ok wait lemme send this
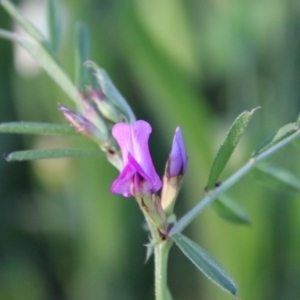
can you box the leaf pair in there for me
[0,122,101,161]
[169,111,300,298]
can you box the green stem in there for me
[170,128,300,235]
[140,208,172,300]
[154,239,172,300]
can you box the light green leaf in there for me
[0,122,76,135]
[172,233,238,297]
[1,0,44,42]
[5,148,102,162]
[75,22,92,89]
[0,1,80,103]
[252,123,299,157]
[47,0,61,53]
[0,29,81,106]
[207,108,259,190]
[212,195,250,225]
[252,163,300,192]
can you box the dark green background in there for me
[1,0,300,299]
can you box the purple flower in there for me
[111,120,162,197]
[167,127,187,177]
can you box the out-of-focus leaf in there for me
[0,122,76,135]
[293,138,300,150]
[1,0,44,42]
[47,0,61,53]
[0,29,81,106]
[0,0,81,104]
[0,0,81,105]
[252,123,299,157]
[252,163,300,192]
[5,148,102,161]
[212,195,250,225]
[75,22,92,90]
[207,108,259,190]
[172,233,238,297]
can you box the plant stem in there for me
[170,128,300,235]
[154,239,172,300]
[141,209,172,300]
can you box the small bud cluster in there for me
[59,62,188,237]
[59,62,135,170]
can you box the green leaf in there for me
[170,129,300,236]
[0,122,77,135]
[212,195,250,225]
[252,122,299,157]
[1,0,44,42]
[5,148,102,162]
[293,138,300,150]
[75,22,92,89]
[0,29,82,106]
[172,233,238,297]
[0,1,84,106]
[206,108,259,190]
[252,162,300,192]
[47,0,61,53]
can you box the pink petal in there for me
[111,120,162,196]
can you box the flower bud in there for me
[85,61,136,123]
[88,87,125,123]
[81,97,108,138]
[58,104,107,143]
[161,127,188,216]
[167,127,188,178]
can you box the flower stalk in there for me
[154,239,173,300]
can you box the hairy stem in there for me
[154,239,173,300]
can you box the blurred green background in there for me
[1,0,300,299]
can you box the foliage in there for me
[1,0,300,299]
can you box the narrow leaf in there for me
[252,163,300,192]
[75,22,92,89]
[5,148,102,161]
[0,29,82,106]
[212,195,250,225]
[207,108,259,190]
[0,122,76,135]
[1,0,44,42]
[170,129,300,236]
[172,233,238,297]
[252,123,299,157]
[47,0,61,53]
[19,37,80,106]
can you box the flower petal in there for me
[111,153,152,197]
[112,120,162,195]
[168,127,188,177]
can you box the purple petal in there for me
[168,127,188,177]
[112,120,162,195]
[111,153,152,197]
